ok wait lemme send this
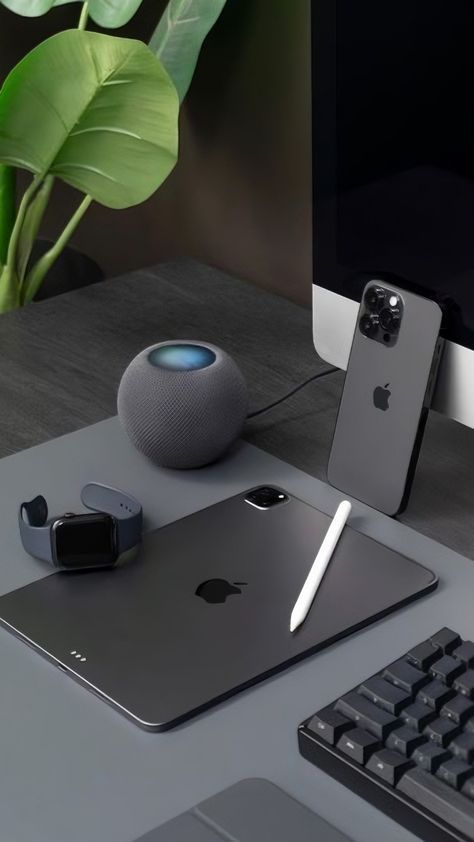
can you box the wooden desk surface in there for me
[1,259,473,558]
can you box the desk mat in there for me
[0,417,470,842]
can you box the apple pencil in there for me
[290,499,352,633]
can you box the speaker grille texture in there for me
[117,341,248,469]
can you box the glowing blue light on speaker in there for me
[148,344,216,371]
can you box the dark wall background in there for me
[0,0,312,306]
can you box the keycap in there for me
[366,749,413,786]
[307,707,352,745]
[401,701,436,731]
[424,717,461,747]
[337,728,380,764]
[463,778,474,800]
[406,640,440,671]
[398,767,474,839]
[386,726,426,757]
[453,641,474,667]
[429,655,465,686]
[450,733,474,763]
[440,695,474,725]
[335,692,398,740]
[430,628,462,654]
[358,676,410,715]
[383,659,430,695]
[454,670,474,700]
[417,679,455,711]
[437,758,474,790]
[412,742,450,773]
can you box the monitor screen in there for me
[313,0,474,350]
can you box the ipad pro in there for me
[0,487,437,730]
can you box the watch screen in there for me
[54,515,116,569]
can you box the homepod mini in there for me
[117,341,248,469]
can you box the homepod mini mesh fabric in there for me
[117,341,248,469]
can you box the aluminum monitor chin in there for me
[312,0,474,428]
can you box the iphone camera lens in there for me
[380,307,401,333]
[365,286,385,311]
[360,314,379,337]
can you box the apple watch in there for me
[19,483,143,570]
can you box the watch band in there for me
[19,483,143,566]
[19,495,52,563]
[80,483,142,555]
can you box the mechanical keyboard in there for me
[298,628,474,842]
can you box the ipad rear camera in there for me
[245,487,288,509]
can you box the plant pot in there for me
[30,239,105,302]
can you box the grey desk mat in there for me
[0,417,472,842]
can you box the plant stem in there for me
[6,175,43,275]
[78,1,89,30]
[23,194,92,304]
[0,265,21,313]
[18,175,55,285]
[0,166,16,267]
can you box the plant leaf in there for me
[0,0,144,29]
[0,165,15,266]
[0,30,179,209]
[149,0,227,102]
[1,0,51,13]
[56,0,144,28]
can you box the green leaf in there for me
[58,0,144,28]
[0,0,144,29]
[0,0,53,13]
[150,0,227,102]
[0,165,15,266]
[0,30,179,209]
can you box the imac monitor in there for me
[312,0,474,426]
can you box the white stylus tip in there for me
[290,613,301,633]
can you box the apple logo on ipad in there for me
[195,579,247,604]
[373,382,391,411]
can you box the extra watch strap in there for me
[80,483,143,554]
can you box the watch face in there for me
[52,514,117,570]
